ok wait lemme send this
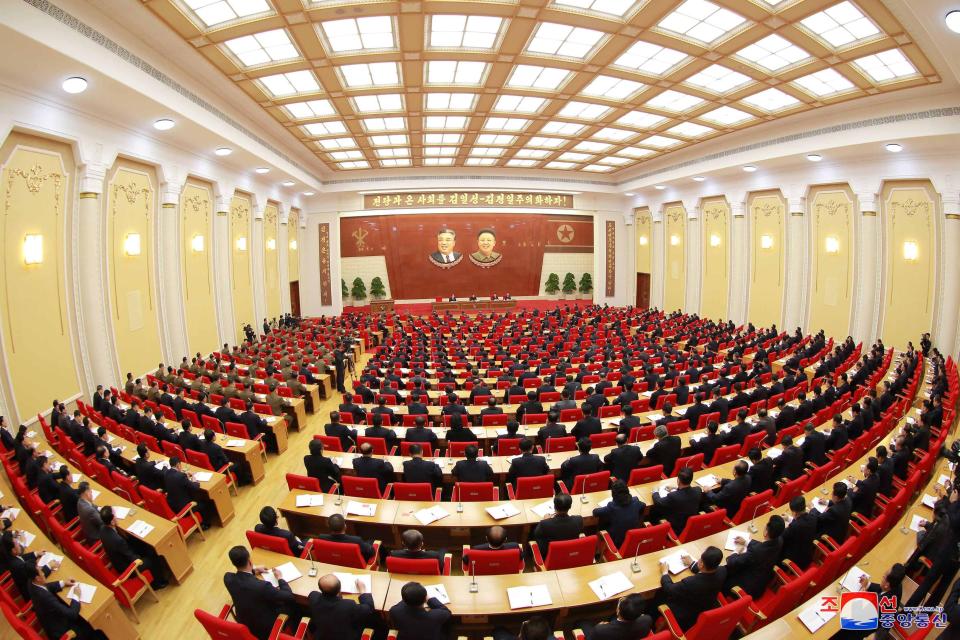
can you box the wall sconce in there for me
[669,235,680,246]
[709,234,721,247]
[266,238,277,251]
[638,236,648,246]
[903,240,919,262]
[760,234,774,250]
[23,234,43,265]
[124,233,142,256]
[191,235,205,252]
[236,236,247,251]
[289,240,298,251]
[824,236,840,254]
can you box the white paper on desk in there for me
[67,582,96,604]
[1,508,20,520]
[89,490,100,501]
[424,584,450,605]
[588,572,633,601]
[597,497,613,508]
[194,471,213,482]
[295,493,324,507]
[27,430,36,438]
[795,436,805,447]
[507,584,552,610]
[112,506,131,520]
[798,605,836,633]
[486,504,520,520]
[724,530,750,552]
[71,474,81,483]
[274,561,302,583]
[496,428,509,436]
[766,447,783,459]
[346,501,376,517]
[922,494,938,509]
[811,498,829,514]
[414,506,450,525]
[128,520,154,538]
[660,551,689,575]
[656,484,674,499]
[646,413,664,422]
[689,435,703,445]
[842,479,855,490]
[909,514,927,532]
[37,552,63,569]
[155,460,170,471]
[226,439,245,447]
[18,530,35,548]
[696,474,720,488]
[334,572,372,594]
[841,566,869,592]
[938,474,950,487]
[718,424,732,434]
[530,500,555,518]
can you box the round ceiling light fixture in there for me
[303,191,315,196]
[806,153,822,162]
[693,176,706,182]
[214,147,233,156]
[282,180,295,187]
[946,10,960,34]
[654,184,666,190]
[255,167,270,174]
[153,118,175,131]
[62,77,88,94]
[742,164,758,172]
[885,143,903,153]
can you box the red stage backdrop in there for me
[340,213,593,299]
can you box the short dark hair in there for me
[408,443,423,456]
[553,492,573,513]
[328,513,346,533]
[519,438,534,452]
[477,228,496,239]
[228,545,250,568]
[790,496,806,512]
[767,514,785,538]
[401,581,427,606]
[618,593,645,621]
[577,437,591,454]
[465,444,478,459]
[701,546,723,569]
[520,616,552,640]
[259,506,278,527]
[677,467,694,485]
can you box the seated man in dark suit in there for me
[164,456,213,528]
[537,412,567,443]
[444,413,476,443]
[402,444,443,491]
[463,525,521,568]
[780,496,818,569]
[651,466,702,535]
[495,421,522,453]
[405,415,440,450]
[616,405,641,438]
[656,546,727,631]
[406,393,429,416]
[772,435,804,481]
[722,408,752,447]
[371,397,398,426]
[352,442,394,493]
[532,493,584,558]
[690,420,723,465]
[825,414,850,452]
[25,565,100,640]
[723,515,785,598]
[705,460,751,518]
[324,411,358,452]
[506,438,550,485]
[644,425,681,476]
[560,438,603,489]
[99,506,168,590]
[307,573,378,640]
[452,445,493,483]
[576,594,652,640]
[746,446,775,493]
[133,443,165,490]
[389,529,445,574]
[317,513,375,561]
[815,481,852,543]
[603,434,643,483]
[223,545,298,640]
[176,419,203,452]
[338,396,367,424]
[303,438,341,492]
[848,457,880,517]
[571,406,602,441]
[364,413,399,451]
[516,391,543,422]
[801,422,828,466]
[255,506,304,556]
[389,581,451,640]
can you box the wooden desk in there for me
[370,300,395,314]
[431,301,518,313]
[0,473,140,639]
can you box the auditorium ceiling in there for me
[143,0,939,175]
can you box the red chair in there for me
[598,405,621,418]
[560,471,611,495]
[601,521,677,562]
[246,530,309,558]
[672,453,703,475]
[452,482,499,502]
[194,605,307,640]
[139,485,205,542]
[558,408,583,422]
[710,444,741,466]
[181,409,202,429]
[739,430,767,456]
[461,547,525,575]
[285,473,322,492]
[494,438,521,455]
[523,413,548,425]
[341,475,392,499]
[696,411,721,430]
[385,554,452,575]
[589,431,618,448]
[740,567,817,631]
[308,538,380,570]
[400,441,433,457]
[73,544,157,623]
[392,482,441,502]
[531,534,597,570]
[185,449,238,496]
[506,474,555,500]
[202,414,223,434]
[627,465,665,485]
[313,434,348,452]
[677,509,731,543]
[447,441,478,457]
[732,489,774,525]
[481,414,509,426]
[544,436,577,453]
[659,592,754,640]
[161,440,186,460]
[112,470,144,506]
[357,436,394,456]
[773,474,806,508]
[629,425,655,442]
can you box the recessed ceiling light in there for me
[806,153,823,162]
[214,147,232,156]
[62,77,88,94]
[947,11,960,34]
[282,180,296,186]
[655,184,666,190]
[742,164,758,172]
[303,191,315,196]
[255,167,270,174]
[693,176,706,182]
[885,143,903,153]
[625,192,635,196]
[153,118,175,131]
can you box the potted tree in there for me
[578,273,593,299]
[370,277,387,299]
[562,272,577,299]
[544,273,560,297]
[341,278,348,299]
[350,277,367,305]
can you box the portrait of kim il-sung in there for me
[428,227,463,267]
[469,228,502,267]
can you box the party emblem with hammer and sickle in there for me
[556,224,575,243]
[353,228,369,251]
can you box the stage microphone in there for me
[631,544,643,574]
[747,501,770,534]
[329,476,343,507]
[307,542,318,577]
[468,556,479,593]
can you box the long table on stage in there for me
[432,300,518,313]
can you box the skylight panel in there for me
[328,150,364,161]
[506,159,539,167]
[338,62,400,88]
[507,65,572,90]
[428,15,504,50]
[424,116,468,130]
[302,121,347,136]
[337,161,369,170]
[424,133,463,144]
[375,148,410,158]
[558,152,593,162]
[526,136,567,149]
[613,41,688,76]
[597,155,631,165]
[317,137,357,150]
[369,134,409,146]
[484,117,530,132]
[684,64,752,93]
[423,158,454,166]
[470,147,505,157]
[583,164,614,172]
[616,111,667,129]
[580,76,645,100]
[284,100,335,120]
[657,0,747,45]
[792,68,856,96]
[540,121,585,136]
[259,71,320,97]
[361,117,406,132]
[617,146,656,158]
[637,134,681,148]
[573,141,613,153]
[853,49,918,82]
[424,93,477,110]
[666,122,715,138]
[224,29,298,67]
[553,0,638,19]
[184,0,271,28]
[558,101,612,120]
[423,147,458,156]
[644,89,704,112]
[741,87,801,112]
[800,2,880,48]
[525,22,604,60]
[593,127,635,142]
[476,134,517,145]
[351,94,403,113]
[514,149,551,158]
[380,159,411,167]
[736,34,810,71]
[699,105,755,125]
[466,158,497,166]
[426,61,489,86]
[545,161,577,169]
[320,16,395,53]
[492,95,548,114]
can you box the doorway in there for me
[289,280,301,317]
[636,273,650,309]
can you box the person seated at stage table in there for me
[506,438,549,484]
[371,397,398,426]
[651,466,702,535]
[365,413,399,451]
[469,294,478,302]
[255,506,304,557]
[654,546,727,632]
[317,513,375,562]
[504,293,512,300]
[407,392,429,416]
[389,529,445,573]
[572,405,602,440]
[516,391,543,422]
[576,594,652,640]
[491,293,499,301]
[353,442,394,493]
[448,294,457,302]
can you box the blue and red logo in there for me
[839,592,879,630]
